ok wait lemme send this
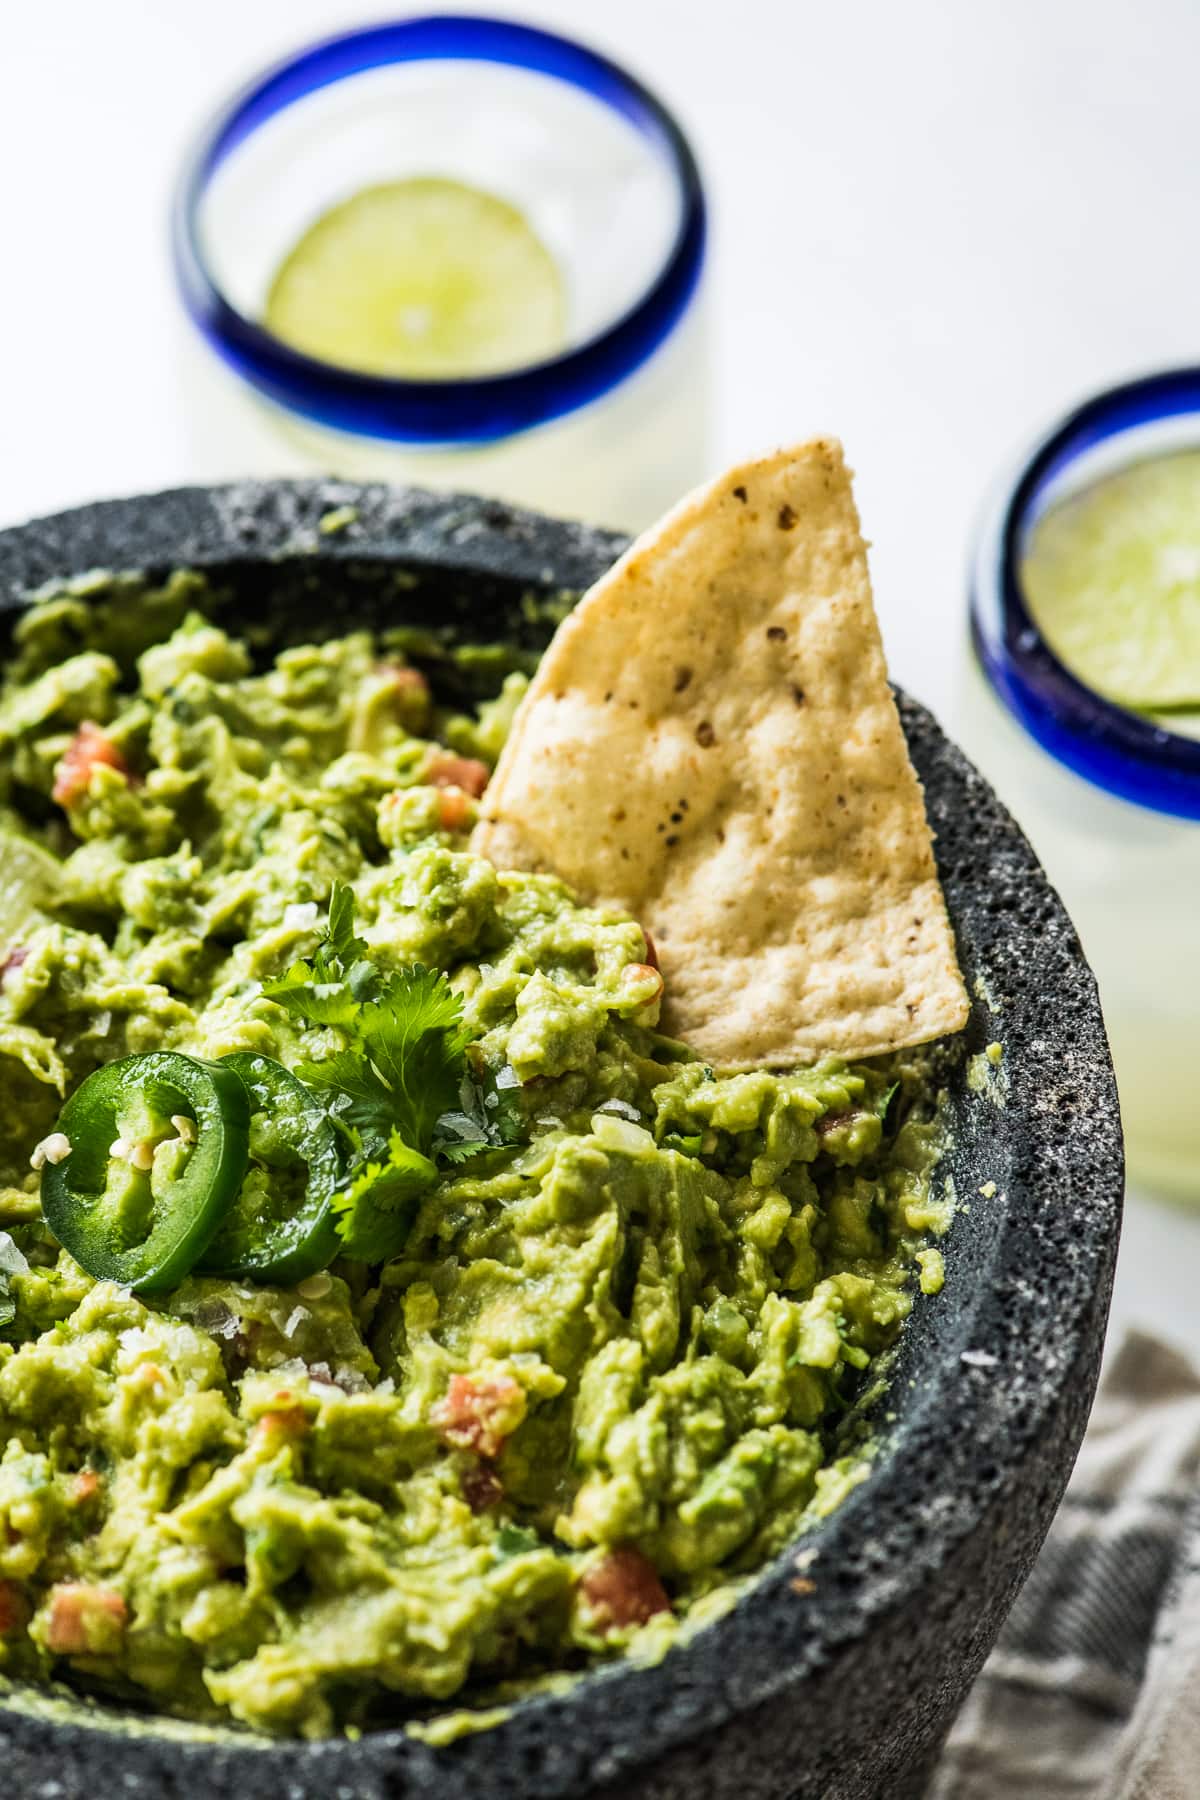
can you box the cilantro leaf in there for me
[295,1050,397,1152]
[432,1117,492,1164]
[326,882,370,970]
[437,1142,491,1167]
[262,965,362,1030]
[662,1132,703,1156]
[297,967,470,1155]
[485,1084,526,1149]
[494,1523,542,1560]
[432,1105,490,1146]
[262,881,377,1026]
[454,1072,525,1145]
[356,968,468,1150]
[875,1081,900,1123]
[264,887,525,1265]
[332,1132,437,1263]
[431,1068,528,1166]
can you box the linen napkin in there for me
[930,1330,1200,1800]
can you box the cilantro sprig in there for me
[264,884,377,1029]
[262,884,513,1262]
[329,1133,439,1263]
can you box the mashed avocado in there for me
[0,588,947,1738]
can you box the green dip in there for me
[0,584,947,1738]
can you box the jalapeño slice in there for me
[197,1053,341,1286]
[40,1052,251,1294]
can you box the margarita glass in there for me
[964,368,1200,1199]
[172,17,709,530]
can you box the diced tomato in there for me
[71,1471,102,1506]
[381,665,430,701]
[0,1579,27,1638]
[620,963,665,1003]
[376,663,431,725]
[461,1463,505,1513]
[430,1373,525,1459]
[640,929,659,971]
[426,754,490,798]
[52,723,131,807]
[0,947,28,986]
[252,1406,310,1449]
[436,787,475,832]
[129,1363,166,1395]
[579,1547,671,1632]
[45,1583,127,1655]
[815,1109,866,1140]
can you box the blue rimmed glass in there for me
[970,366,1200,820]
[171,15,707,451]
[967,368,1200,1200]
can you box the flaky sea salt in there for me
[596,1098,642,1122]
[0,1233,29,1277]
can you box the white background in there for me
[3,0,1199,1356]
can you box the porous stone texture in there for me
[0,482,1123,1800]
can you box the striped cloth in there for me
[930,1331,1200,1800]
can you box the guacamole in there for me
[0,584,946,1738]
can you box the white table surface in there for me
[4,0,1199,1361]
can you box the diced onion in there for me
[590,1113,655,1153]
[192,1299,240,1341]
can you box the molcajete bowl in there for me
[0,480,1123,1800]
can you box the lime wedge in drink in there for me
[264,178,568,380]
[1020,450,1200,713]
[1149,705,1200,739]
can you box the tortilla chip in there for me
[472,440,969,1066]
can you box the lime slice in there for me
[264,178,568,380]
[1149,707,1200,741]
[1020,450,1200,712]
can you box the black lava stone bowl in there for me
[0,481,1123,1800]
